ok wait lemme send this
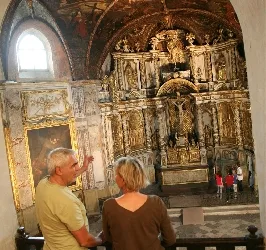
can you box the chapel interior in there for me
[0,0,265,249]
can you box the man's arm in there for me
[71,225,102,247]
[76,155,94,177]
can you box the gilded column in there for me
[233,101,243,148]
[140,58,146,89]
[156,104,167,167]
[197,104,205,148]
[178,102,184,136]
[143,108,152,152]
[105,114,114,164]
[152,52,160,89]
[121,111,130,155]
[117,57,124,90]
[211,103,220,146]
[205,51,213,82]
[231,47,237,80]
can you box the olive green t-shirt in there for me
[35,177,88,250]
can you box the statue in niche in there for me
[125,62,138,89]
[101,75,109,91]
[216,55,227,81]
[218,104,235,139]
[167,34,185,64]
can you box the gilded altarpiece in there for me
[166,96,200,166]
[111,114,124,157]
[100,29,254,188]
[128,110,146,152]
[241,102,253,148]
[217,102,237,145]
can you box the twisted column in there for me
[211,103,220,146]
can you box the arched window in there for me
[8,20,72,82]
[17,34,48,70]
[14,29,55,80]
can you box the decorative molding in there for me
[21,89,71,125]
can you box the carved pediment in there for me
[157,78,199,96]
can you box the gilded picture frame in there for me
[24,119,81,201]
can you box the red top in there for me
[225,175,234,187]
[216,174,223,186]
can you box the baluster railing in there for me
[16,225,264,250]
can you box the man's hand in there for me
[82,155,94,171]
[75,155,94,177]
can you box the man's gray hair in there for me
[47,148,76,175]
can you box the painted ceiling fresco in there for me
[2,0,242,79]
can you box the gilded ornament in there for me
[186,33,195,46]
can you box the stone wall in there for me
[230,0,266,237]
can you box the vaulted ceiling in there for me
[1,0,242,80]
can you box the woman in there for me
[102,156,176,250]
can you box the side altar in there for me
[99,28,252,188]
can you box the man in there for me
[35,148,102,250]
[237,164,243,192]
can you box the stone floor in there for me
[89,209,261,238]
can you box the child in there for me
[232,169,238,199]
[216,171,223,199]
[225,168,234,202]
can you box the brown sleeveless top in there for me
[102,195,176,250]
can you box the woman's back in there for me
[115,192,147,212]
[102,195,176,250]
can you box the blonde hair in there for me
[47,147,76,175]
[114,156,149,192]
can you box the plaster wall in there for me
[0,4,18,249]
[0,0,10,81]
[230,0,266,236]
[0,108,18,250]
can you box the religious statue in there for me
[101,75,109,91]
[135,42,140,52]
[124,62,138,89]
[150,37,160,50]
[213,28,226,44]
[204,34,210,45]
[123,38,131,52]
[167,33,185,63]
[115,40,123,51]
[216,55,227,81]
[186,33,195,46]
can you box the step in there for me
[167,204,260,217]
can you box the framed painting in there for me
[25,120,81,200]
